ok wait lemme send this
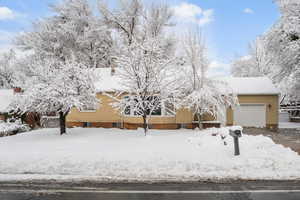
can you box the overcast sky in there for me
[0,0,280,77]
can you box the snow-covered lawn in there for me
[0,127,300,182]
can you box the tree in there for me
[115,39,176,135]
[178,30,238,129]
[262,0,300,100]
[231,38,272,77]
[0,50,17,88]
[17,0,113,68]
[99,0,176,135]
[12,59,98,135]
[11,0,112,134]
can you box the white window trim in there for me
[79,110,97,113]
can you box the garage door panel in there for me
[234,104,266,128]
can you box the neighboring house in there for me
[66,68,280,130]
[0,89,15,121]
[0,88,40,128]
[280,100,300,123]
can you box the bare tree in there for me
[178,29,238,129]
[231,38,272,77]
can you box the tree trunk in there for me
[142,114,148,136]
[59,111,67,135]
[197,113,203,130]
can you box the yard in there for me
[0,127,300,182]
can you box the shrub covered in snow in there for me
[0,121,30,136]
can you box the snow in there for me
[279,122,300,129]
[0,127,300,182]
[0,89,14,113]
[222,77,280,95]
[94,68,124,92]
[94,68,279,96]
[0,121,30,135]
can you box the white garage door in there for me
[233,104,266,128]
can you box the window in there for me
[123,96,131,115]
[112,122,121,128]
[80,104,97,112]
[163,101,175,116]
[123,96,174,117]
[83,122,92,127]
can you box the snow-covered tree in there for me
[115,39,176,135]
[100,0,176,135]
[12,59,98,135]
[262,0,300,100]
[178,30,238,129]
[17,0,113,68]
[9,0,114,134]
[0,50,17,88]
[231,38,272,77]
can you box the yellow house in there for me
[67,69,280,130]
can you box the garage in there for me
[233,104,266,128]
[223,77,280,129]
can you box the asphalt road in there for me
[1,181,300,200]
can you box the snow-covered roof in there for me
[0,89,14,113]
[94,68,280,95]
[222,77,280,95]
[94,68,124,92]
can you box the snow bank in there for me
[0,127,299,182]
[0,121,30,136]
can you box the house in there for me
[66,68,280,130]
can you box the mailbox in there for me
[229,129,242,156]
[229,130,242,138]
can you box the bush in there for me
[0,120,30,137]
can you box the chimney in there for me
[13,87,22,94]
[111,67,115,76]
[110,57,116,76]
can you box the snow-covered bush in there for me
[0,121,30,136]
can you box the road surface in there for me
[1,180,300,200]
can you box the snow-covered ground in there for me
[0,127,300,182]
[279,112,300,129]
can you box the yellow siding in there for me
[67,93,279,127]
[123,116,176,124]
[66,94,121,122]
[175,108,193,123]
[67,93,182,124]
